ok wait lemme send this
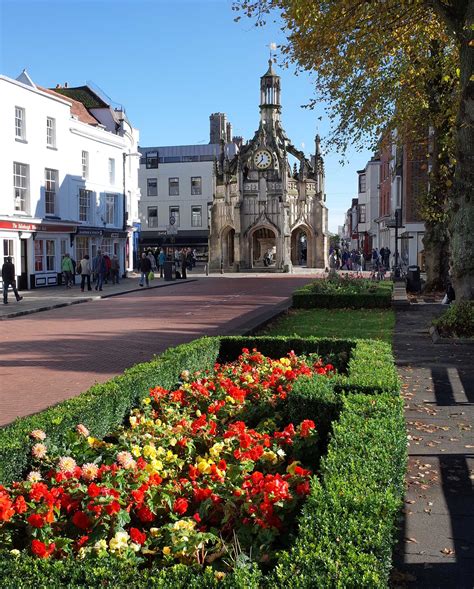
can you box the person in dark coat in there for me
[2,257,23,305]
[139,252,152,287]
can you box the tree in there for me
[234,0,473,299]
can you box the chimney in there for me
[64,82,68,88]
[55,84,61,89]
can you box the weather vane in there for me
[268,42,277,61]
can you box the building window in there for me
[44,168,58,215]
[13,162,29,212]
[169,177,179,196]
[105,194,116,225]
[169,206,180,227]
[191,206,202,227]
[147,178,158,197]
[46,240,56,271]
[75,236,89,262]
[147,206,158,228]
[79,188,92,222]
[34,240,44,272]
[15,106,25,139]
[146,152,158,169]
[46,117,56,147]
[358,204,366,223]
[82,151,89,179]
[108,158,115,184]
[191,176,202,195]
[101,238,113,256]
[358,173,366,193]
[3,239,14,265]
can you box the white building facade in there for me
[138,144,237,254]
[0,71,140,289]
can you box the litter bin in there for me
[163,260,175,281]
[406,265,421,292]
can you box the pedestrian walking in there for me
[79,254,92,292]
[158,248,166,278]
[61,253,74,288]
[139,252,152,287]
[2,256,23,305]
[384,247,391,269]
[110,255,120,285]
[103,254,111,284]
[147,250,157,272]
[180,248,187,279]
[92,250,107,291]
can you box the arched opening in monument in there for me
[221,227,235,268]
[291,227,309,266]
[252,227,276,268]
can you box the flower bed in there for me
[0,350,334,568]
[293,274,393,309]
[0,337,404,588]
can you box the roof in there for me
[39,87,100,126]
[52,85,109,109]
[140,143,238,159]
[262,59,278,77]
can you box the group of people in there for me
[138,248,197,287]
[372,247,391,270]
[72,251,121,292]
[329,247,364,272]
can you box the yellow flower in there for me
[225,395,236,404]
[143,445,157,459]
[142,397,151,405]
[196,409,202,417]
[109,531,129,552]
[169,438,177,446]
[262,450,278,464]
[215,571,226,581]
[94,539,108,553]
[286,460,301,475]
[209,443,224,459]
[197,459,212,474]
[129,416,138,427]
[131,445,141,457]
[150,528,160,537]
[162,546,171,556]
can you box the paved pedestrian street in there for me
[0,275,311,426]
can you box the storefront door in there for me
[19,239,28,290]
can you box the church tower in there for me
[209,62,328,272]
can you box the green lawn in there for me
[258,307,395,343]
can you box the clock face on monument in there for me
[253,149,272,170]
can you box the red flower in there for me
[31,539,55,558]
[13,495,27,514]
[0,496,14,522]
[87,483,101,498]
[27,513,44,528]
[136,505,154,522]
[296,481,311,496]
[300,419,316,438]
[105,500,120,515]
[77,535,89,547]
[72,510,91,530]
[173,497,189,515]
[130,527,147,545]
[193,512,201,523]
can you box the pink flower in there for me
[76,423,90,437]
[31,443,47,459]
[81,463,99,481]
[116,451,136,470]
[30,429,46,441]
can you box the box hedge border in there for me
[292,283,393,309]
[0,336,405,588]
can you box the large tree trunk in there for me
[423,222,450,291]
[450,5,474,300]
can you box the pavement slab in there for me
[0,275,312,426]
[392,304,474,589]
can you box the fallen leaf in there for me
[405,537,418,543]
[405,499,416,504]
[440,547,455,556]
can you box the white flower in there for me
[94,539,108,553]
[26,471,42,482]
[58,456,77,473]
[109,531,129,552]
[10,549,20,557]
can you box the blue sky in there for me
[0,0,373,232]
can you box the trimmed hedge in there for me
[0,337,220,485]
[293,281,393,309]
[272,393,406,588]
[0,336,405,588]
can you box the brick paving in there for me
[0,275,312,426]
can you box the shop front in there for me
[75,227,128,277]
[0,219,79,290]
